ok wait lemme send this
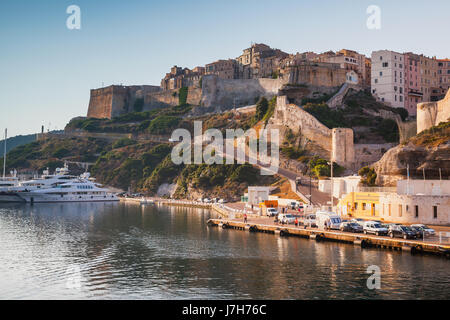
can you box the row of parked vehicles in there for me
[270,208,436,240]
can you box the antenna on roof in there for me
[3,128,7,179]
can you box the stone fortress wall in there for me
[87,85,162,119]
[269,96,395,171]
[86,76,286,119]
[417,89,450,134]
[200,75,286,110]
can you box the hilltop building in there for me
[205,59,238,79]
[161,65,205,90]
[316,49,369,86]
[371,50,406,110]
[236,43,289,79]
[438,59,450,98]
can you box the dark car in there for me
[388,225,417,239]
[340,222,363,233]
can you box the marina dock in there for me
[207,218,450,258]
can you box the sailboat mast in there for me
[3,128,6,179]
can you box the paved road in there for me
[219,140,332,206]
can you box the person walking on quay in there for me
[243,213,248,224]
[295,217,298,227]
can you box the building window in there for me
[406,205,409,212]
[362,203,366,210]
[433,206,438,219]
[415,205,419,218]
[382,62,388,67]
[398,204,402,217]
[354,202,358,210]
[380,72,383,76]
[388,204,391,216]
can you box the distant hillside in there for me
[0,133,37,154]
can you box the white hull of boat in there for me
[16,193,119,203]
[0,193,26,203]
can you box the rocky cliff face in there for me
[373,139,450,186]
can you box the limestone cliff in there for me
[417,89,450,134]
[373,122,450,186]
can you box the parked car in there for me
[411,224,436,237]
[278,213,295,224]
[340,222,363,233]
[266,208,278,217]
[304,214,317,228]
[351,218,366,226]
[388,225,417,239]
[363,221,389,236]
[202,198,211,203]
[289,201,299,210]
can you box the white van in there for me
[316,211,342,230]
[304,214,317,228]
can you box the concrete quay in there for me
[207,217,450,258]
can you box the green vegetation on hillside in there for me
[307,156,345,179]
[409,121,450,147]
[0,133,37,154]
[281,128,305,160]
[303,103,347,128]
[2,138,110,171]
[91,143,172,190]
[300,90,403,144]
[65,104,192,135]
[178,87,188,105]
[301,86,341,105]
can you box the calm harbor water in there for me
[0,202,449,300]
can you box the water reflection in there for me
[0,202,449,299]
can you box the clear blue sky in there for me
[1,0,449,137]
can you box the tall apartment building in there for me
[404,53,422,116]
[420,55,439,102]
[438,58,450,98]
[371,50,406,109]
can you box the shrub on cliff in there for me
[303,103,347,129]
[376,119,399,143]
[112,138,137,149]
[262,96,277,124]
[255,97,269,121]
[178,87,188,106]
[147,116,181,134]
[52,147,70,159]
[308,156,344,179]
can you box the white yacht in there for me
[0,164,79,202]
[15,179,119,203]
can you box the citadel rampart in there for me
[87,76,287,118]
[269,96,397,171]
[87,85,162,119]
[417,89,450,134]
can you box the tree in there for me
[255,97,269,121]
[358,166,377,186]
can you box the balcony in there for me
[408,90,423,97]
